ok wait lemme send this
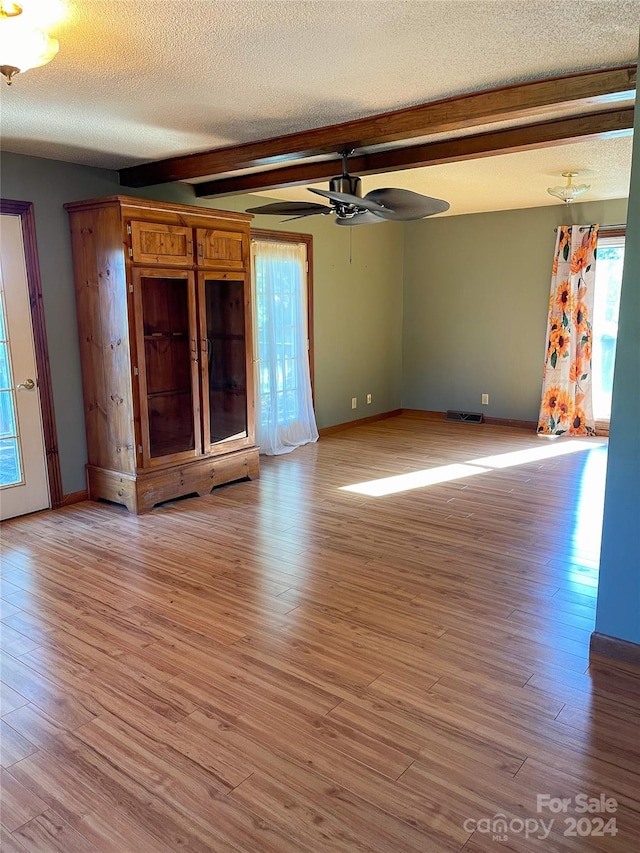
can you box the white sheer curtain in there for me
[251,240,318,455]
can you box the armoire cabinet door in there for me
[130,221,193,266]
[198,272,251,451]
[132,267,202,467]
[196,228,246,270]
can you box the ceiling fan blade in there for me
[282,210,332,222]
[334,212,385,226]
[364,188,450,220]
[309,188,385,212]
[245,201,329,216]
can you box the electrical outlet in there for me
[482,393,489,405]
[366,393,372,404]
[351,397,357,409]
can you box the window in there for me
[592,233,625,424]
[254,243,307,425]
[250,232,317,455]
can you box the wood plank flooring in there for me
[1,414,639,852]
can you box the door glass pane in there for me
[0,341,11,389]
[140,276,195,458]
[0,292,22,486]
[0,389,17,437]
[204,278,247,443]
[592,239,624,421]
[0,438,21,486]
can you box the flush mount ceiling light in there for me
[0,0,60,85]
[547,172,590,204]
[1,2,22,15]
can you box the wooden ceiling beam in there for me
[194,107,634,197]
[119,65,636,187]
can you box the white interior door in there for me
[0,214,50,520]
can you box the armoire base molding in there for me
[87,447,260,513]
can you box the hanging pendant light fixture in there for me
[0,1,60,85]
[547,172,590,204]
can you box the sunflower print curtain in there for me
[537,224,598,436]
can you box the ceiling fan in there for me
[246,151,450,225]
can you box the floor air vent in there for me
[445,410,484,424]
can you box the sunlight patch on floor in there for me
[571,445,608,577]
[341,439,596,497]
[340,463,490,497]
[468,440,590,469]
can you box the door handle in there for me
[17,378,36,391]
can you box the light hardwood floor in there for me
[1,414,639,852]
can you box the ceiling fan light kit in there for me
[0,1,60,85]
[247,151,450,226]
[547,171,590,204]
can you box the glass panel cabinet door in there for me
[199,274,249,448]
[133,268,201,465]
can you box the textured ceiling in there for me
[261,135,634,217]
[1,0,639,214]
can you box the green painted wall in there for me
[402,198,628,420]
[1,152,403,493]
[595,79,640,645]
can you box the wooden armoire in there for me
[65,195,259,513]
